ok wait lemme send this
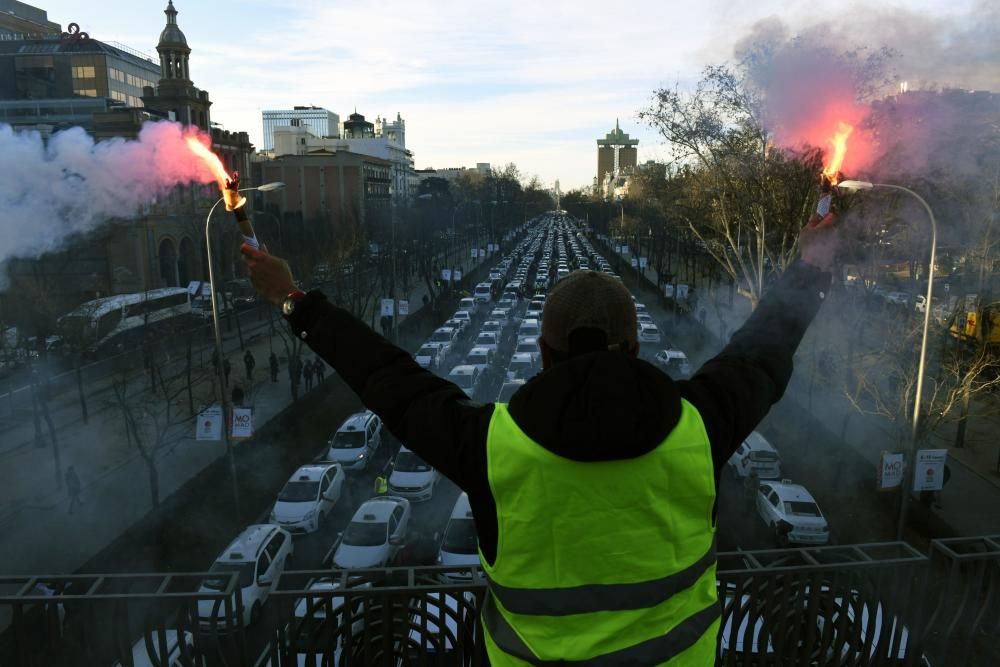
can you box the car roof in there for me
[658,349,688,359]
[477,332,498,339]
[517,337,538,346]
[483,320,501,326]
[468,346,492,355]
[449,364,479,375]
[339,411,375,431]
[449,492,472,519]
[743,431,777,452]
[765,481,818,503]
[220,524,278,562]
[352,498,402,522]
[289,464,336,482]
[520,318,540,326]
[510,352,534,362]
[434,326,456,334]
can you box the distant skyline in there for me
[36,0,983,190]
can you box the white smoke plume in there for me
[0,120,218,267]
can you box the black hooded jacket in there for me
[288,260,830,565]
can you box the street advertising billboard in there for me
[914,449,948,491]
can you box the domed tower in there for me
[157,0,190,82]
[143,0,211,130]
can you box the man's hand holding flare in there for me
[241,244,296,306]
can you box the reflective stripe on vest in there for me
[482,593,721,666]
[479,401,718,664]
[486,539,716,616]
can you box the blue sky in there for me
[40,0,980,190]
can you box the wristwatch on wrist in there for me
[281,290,307,317]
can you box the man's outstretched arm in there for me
[239,244,491,488]
[678,222,836,470]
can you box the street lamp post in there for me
[838,180,937,541]
[205,181,285,518]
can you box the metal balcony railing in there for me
[0,538,996,666]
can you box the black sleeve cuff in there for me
[286,289,328,340]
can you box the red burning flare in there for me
[822,121,854,185]
[185,136,231,192]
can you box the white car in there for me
[428,327,459,356]
[728,431,782,479]
[473,331,500,353]
[506,352,536,381]
[326,411,383,471]
[444,318,469,336]
[452,310,473,329]
[291,578,369,665]
[496,379,526,402]
[653,349,692,378]
[415,343,446,370]
[388,446,440,501]
[638,323,662,344]
[448,364,483,398]
[481,320,503,338]
[437,493,479,580]
[458,297,477,313]
[114,630,194,667]
[465,346,496,372]
[514,337,541,366]
[517,318,541,343]
[332,497,411,569]
[637,312,654,325]
[525,308,543,321]
[199,524,293,628]
[490,308,511,325]
[755,479,830,546]
[473,282,493,304]
[270,463,346,534]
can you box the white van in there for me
[728,431,782,479]
[437,493,480,580]
[473,282,493,304]
[517,318,541,344]
[325,411,383,471]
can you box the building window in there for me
[127,95,144,107]
[110,90,127,102]
[74,89,98,97]
[109,67,126,83]
[71,66,96,79]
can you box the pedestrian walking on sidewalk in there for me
[231,384,245,407]
[315,358,326,383]
[243,349,256,382]
[223,358,231,387]
[65,465,82,514]
[269,352,279,383]
[303,360,314,391]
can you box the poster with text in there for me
[877,451,904,490]
[231,407,254,439]
[914,449,947,491]
[196,406,222,441]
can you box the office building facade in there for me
[261,106,339,151]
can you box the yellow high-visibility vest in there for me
[479,401,719,665]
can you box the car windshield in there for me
[204,562,254,590]
[395,451,431,472]
[331,431,365,449]
[430,331,452,343]
[509,359,532,374]
[516,342,536,354]
[784,501,822,517]
[483,322,500,332]
[278,480,319,502]
[520,324,539,336]
[451,373,474,389]
[474,287,491,295]
[343,521,387,547]
[417,346,436,357]
[441,518,478,554]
